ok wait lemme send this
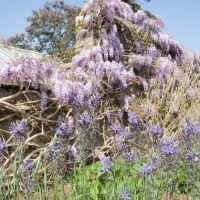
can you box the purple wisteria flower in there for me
[120,182,130,200]
[84,15,92,26]
[41,92,48,110]
[77,29,88,39]
[159,137,180,157]
[0,140,7,152]
[144,47,158,59]
[9,120,29,134]
[98,153,114,173]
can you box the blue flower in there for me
[118,109,124,120]
[56,123,70,137]
[182,118,200,135]
[128,110,138,125]
[22,180,35,192]
[9,120,29,134]
[147,156,161,171]
[41,92,48,110]
[187,149,199,161]
[139,163,151,176]
[105,110,111,121]
[78,111,91,126]
[118,129,130,144]
[98,153,114,173]
[110,122,122,134]
[20,159,34,173]
[0,140,7,152]
[120,182,130,199]
[159,137,179,157]
[149,122,162,136]
[68,145,80,162]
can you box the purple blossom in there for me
[139,163,151,176]
[137,76,149,91]
[134,42,141,51]
[110,122,122,134]
[159,137,180,157]
[84,15,92,26]
[124,152,135,163]
[120,182,130,200]
[9,120,29,134]
[44,140,61,161]
[73,93,85,106]
[122,150,136,163]
[118,109,124,120]
[56,123,70,137]
[20,159,34,173]
[187,149,199,161]
[134,10,147,25]
[147,156,161,171]
[149,122,162,136]
[105,110,111,121]
[128,54,152,70]
[134,10,164,33]
[68,145,80,162]
[78,111,91,126]
[154,34,184,62]
[98,153,114,173]
[0,140,7,152]
[41,92,48,110]
[87,93,100,112]
[142,104,155,116]
[88,0,134,22]
[22,180,35,192]
[48,140,61,152]
[67,117,74,132]
[118,129,130,144]
[144,47,158,59]
[182,118,200,135]
[77,29,88,39]
[128,110,138,125]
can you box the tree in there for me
[122,0,150,11]
[8,0,80,63]
[122,0,155,19]
[7,33,32,50]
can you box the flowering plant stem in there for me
[165,158,169,200]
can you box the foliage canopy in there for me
[8,0,80,62]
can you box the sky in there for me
[0,0,200,52]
